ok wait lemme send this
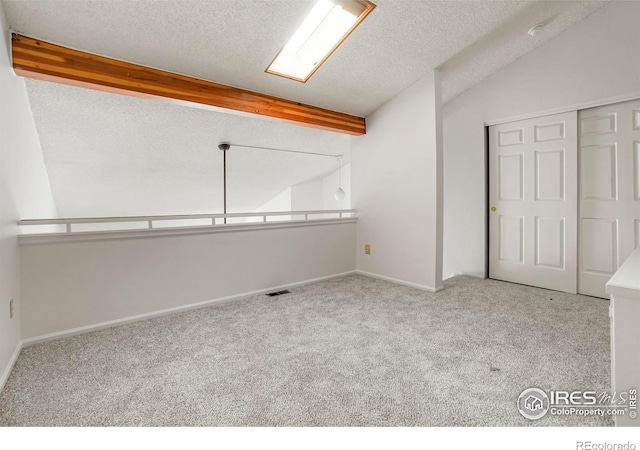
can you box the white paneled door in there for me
[489,112,578,293]
[578,99,640,298]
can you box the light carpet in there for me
[0,275,612,426]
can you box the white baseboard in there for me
[0,341,22,394]
[21,270,357,347]
[355,270,443,293]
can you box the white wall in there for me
[291,179,323,211]
[351,71,443,291]
[241,187,292,223]
[258,187,291,212]
[0,5,58,388]
[290,164,352,212]
[442,107,486,279]
[443,2,640,279]
[20,222,356,338]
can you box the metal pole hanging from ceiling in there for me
[223,149,226,224]
[218,143,231,224]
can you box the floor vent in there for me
[266,290,291,297]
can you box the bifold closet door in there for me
[489,112,578,293]
[578,99,640,299]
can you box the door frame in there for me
[484,126,490,279]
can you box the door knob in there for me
[491,207,497,212]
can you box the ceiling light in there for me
[266,0,376,82]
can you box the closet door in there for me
[489,112,578,293]
[578,99,640,298]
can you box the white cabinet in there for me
[606,247,640,427]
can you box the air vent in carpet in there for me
[266,290,291,297]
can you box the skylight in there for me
[266,0,376,82]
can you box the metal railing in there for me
[18,209,357,236]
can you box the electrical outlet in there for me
[365,244,371,255]
[9,299,14,319]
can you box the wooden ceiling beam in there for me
[11,34,366,136]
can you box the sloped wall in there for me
[0,4,58,388]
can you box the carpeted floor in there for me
[0,275,612,426]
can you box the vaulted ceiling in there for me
[2,0,607,217]
[4,0,606,114]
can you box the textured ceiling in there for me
[3,0,605,115]
[3,0,607,217]
[25,79,349,217]
[439,1,608,102]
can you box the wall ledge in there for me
[606,247,640,301]
[18,217,358,245]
